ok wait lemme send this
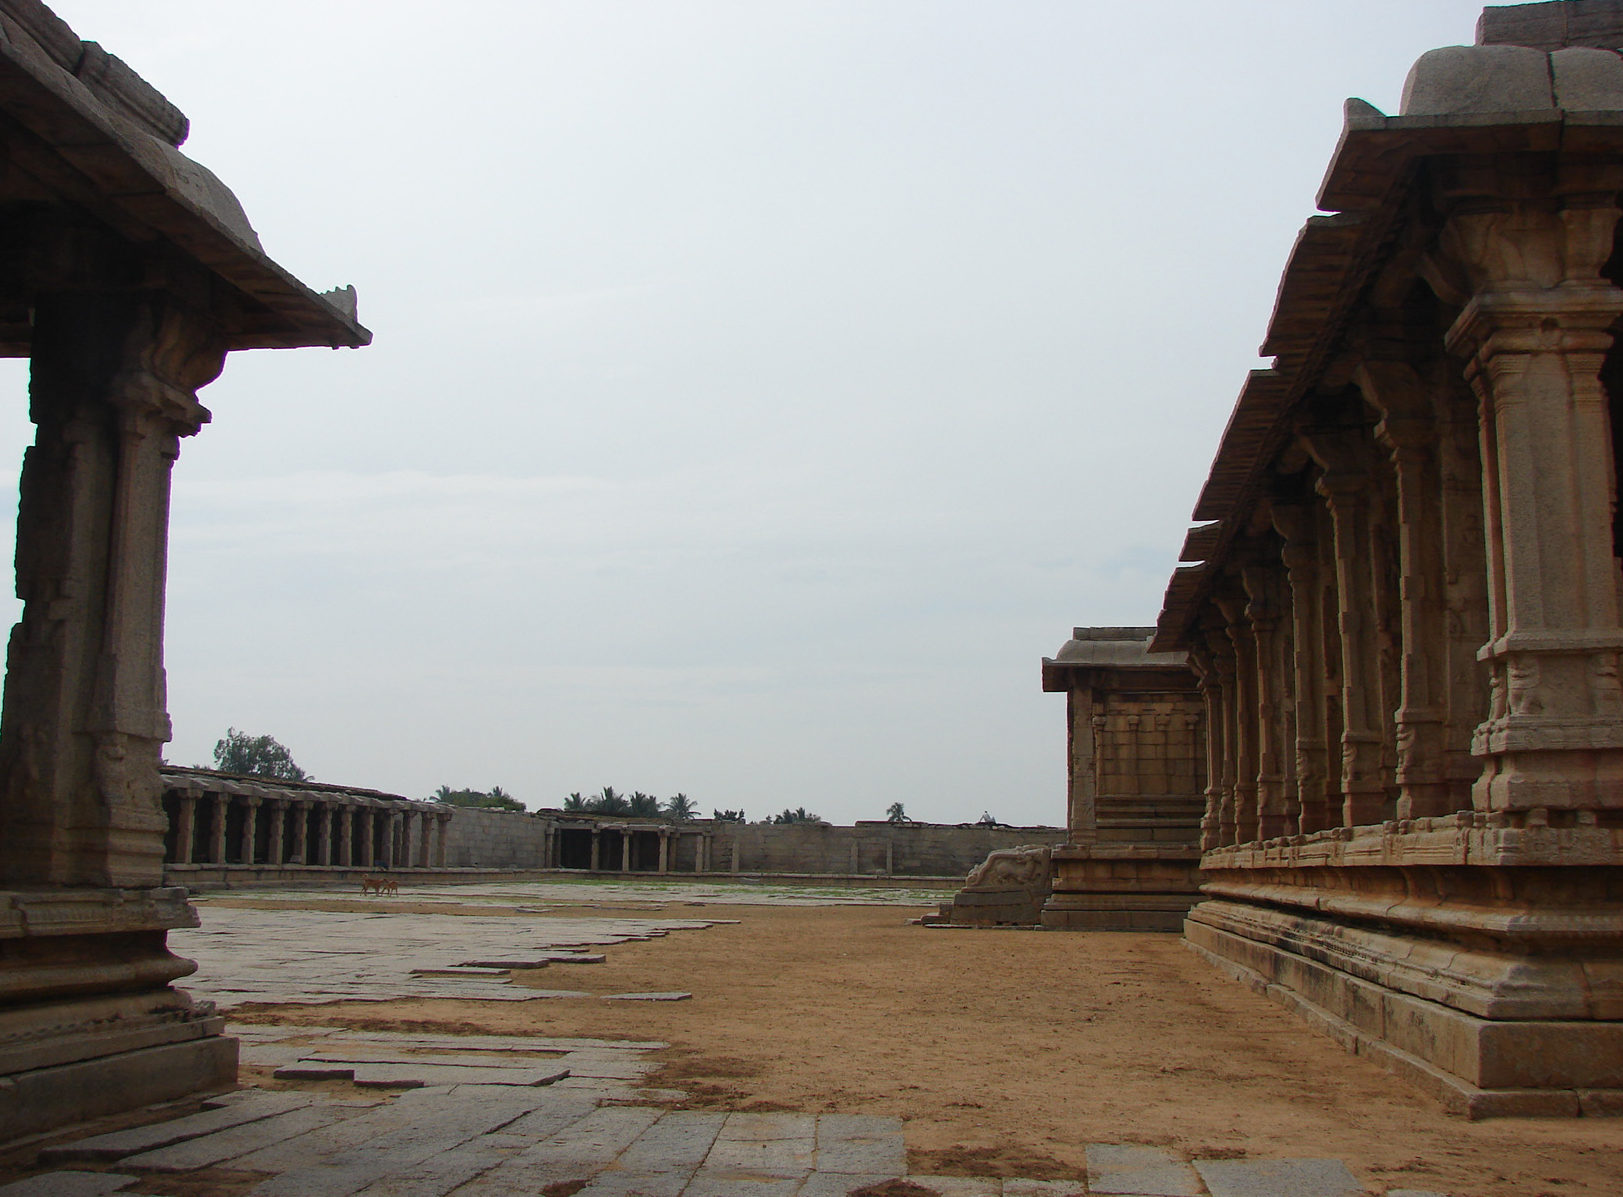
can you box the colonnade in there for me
[1159,112,1623,855]
[544,820,713,873]
[162,770,449,871]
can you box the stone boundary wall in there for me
[440,805,551,868]
[705,822,1064,878]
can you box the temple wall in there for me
[704,822,1062,878]
[440,806,551,868]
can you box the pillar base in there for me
[0,1034,237,1141]
[0,887,236,1141]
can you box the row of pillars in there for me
[1186,175,1623,849]
[551,824,713,873]
[168,789,450,869]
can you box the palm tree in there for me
[663,793,696,822]
[772,807,826,825]
[563,792,587,812]
[593,786,629,815]
[628,791,660,817]
[886,802,910,824]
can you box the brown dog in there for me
[360,876,398,896]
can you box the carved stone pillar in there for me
[237,795,260,865]
[174,792,196,865]
[290,801,308,865]
[317,803,333,866]
[1431,190,1623,813]
[338,804,354,868]
[0,290,224,886]
[1303,432,1390,826]
[1361,359,1457,819]
[266,800,286,867]
[1067,681,1097,841]
[1199,619,1240,847]
[1241,559,1293,839]
[1215,592,1259,844]
[1273,503,1333,833]
[1188,646,1223,851]
[209,793,228,864]
[1436,377,1491,812]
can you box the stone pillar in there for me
[357,808,373,868]
[1199,618,1240,847]
[658,830,670,874]
[174,792,197,865]
[620,830,631,873]
[1432,189,1623,814]
[209,793,228,864]
[265,800,286,867]
[1215,593,1259,844]
[338,804,354,868]
[589,829,601,872]
[238,795,260,865]
[290,801,308,865]
[0,290,224,886]
[1303,431,1390,826]
[1188,646,1224,851]
[1241,560,1293,839]
[317,803,333,866]
[1361,357,1458,819]
[1273,503,1333,833]
[437,811,450,866]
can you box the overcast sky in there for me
[7,2,1490,824]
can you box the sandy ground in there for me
[223,896,1623,1197]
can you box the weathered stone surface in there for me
[40,1089,312,1162]
[1191,1158,1362,1197]
[1083,1144,1201,1196]
[0,1174,140,1197]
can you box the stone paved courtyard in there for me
[0,881,1589,1195]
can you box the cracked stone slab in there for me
[0,1174,140,1197]
[120,1104,366,1172]
[618,1111,727,1170]
[1084,1145,1202,1197]
[911,1178,1001,1197]
[40,1089,314,1162]
[1193,1158,1363,1197]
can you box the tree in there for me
[886,802,911,824]
[664,793,696,822]
[563,792,587,812]
[712,809,746,823]
[212,728,308,781]
[593,786,629,815]
[772,807,826,825]
[432,786,525,812]
[627,791,660,817]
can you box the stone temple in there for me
[1137,0,1623,1117]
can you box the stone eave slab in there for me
[1151,105,1623,654]
[0,25,370,352]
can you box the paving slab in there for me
[350,1129,534,1197]
[912,1177,1002,1197]
[250,1088,553,1197]
[1192,1158,1363,1197]
[1386,1191,1450,1197]
[449,1105,665,1195]
[1003,1180,1086,1197]
[683,1174,807,1197]
[706,1136,817,1174]
[816,1116,904,1141]
[573,1167,699,1197]
[120,1104,364,1171]
[40,1089,313,1162]
[0,1174,139,1197]
[1085,1145,1202,1197]
[618,1111,728,1170]
[719,1114,819,1142]
[603,991,692,1001]
[274,1059,570,1088]
[814,1136,906,1176]
[797,1172,898,1197]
